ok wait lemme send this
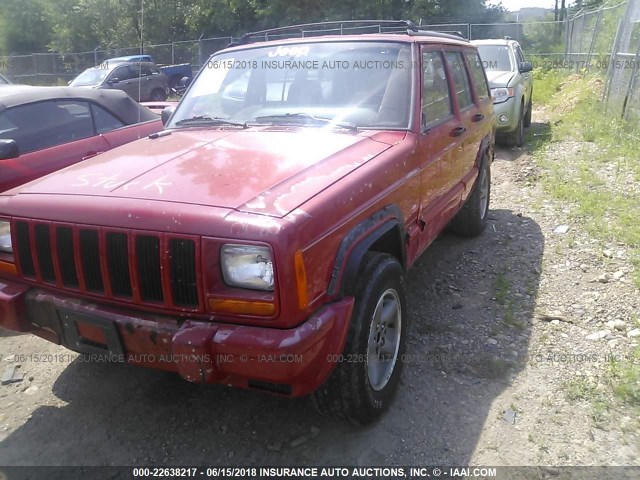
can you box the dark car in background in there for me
[0,86,164,192]
[69,61,169,102]
[102,55,192,88]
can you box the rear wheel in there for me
[450,152,491,237]
[150,88,167,102]
[311,252,407,425]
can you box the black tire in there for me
[524,97,532,128]
[311,252,407,425]
[504,101,525,147]
[450,153,491,237]
[150,88,167,102]
[170,75,182,89]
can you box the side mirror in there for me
[179,76,191,87]
[67,80,72,86]
[161,106,176,126]
[0,139,19,160]
[520,61,533,73]
[108,78,120,85]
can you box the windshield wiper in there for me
[253,113,357,131]
[174,116,248,128]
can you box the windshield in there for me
[477,45,513,72]
[168,41,414,130]
[70,68,110,87]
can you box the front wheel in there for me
[524,97,533,128]
[504,104,525,147]
[311,252,407,424]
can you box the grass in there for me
[494,272,510,306]
[493,272,524,330]
[531,70,640,426]
[609,346,640,408]
[529,71,640,289]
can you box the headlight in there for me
[221,244,274,291]
[0,221,12,254]
[491,87,515,104]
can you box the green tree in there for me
[0,0,51,55]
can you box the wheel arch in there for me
[327,205,406,297]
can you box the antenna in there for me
[137,0,144,127]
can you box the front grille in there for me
[170,239,198,307]
[13,220,201,311]
[35,224,55,283]
[56,227,78,287]
[137,235,163,303]
[79,229,103,292]
[106,232,132,298]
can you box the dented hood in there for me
[14,127,400,217]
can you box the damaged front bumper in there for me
[0,279,354,397]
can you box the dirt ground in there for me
[0,111,638,468]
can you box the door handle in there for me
[450,126,466,137]
[82,151,103,160]
[472,114,484,122]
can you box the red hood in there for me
[14,127,402,217]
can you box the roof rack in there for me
[407,29,468,41]
[232,20,418,46]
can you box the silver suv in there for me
[472,39,533,147]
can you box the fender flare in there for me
[327,205,405,297]
[475,133,494,167]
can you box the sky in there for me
[487,0,568,12]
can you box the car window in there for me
[0,100,94,154]
[111,66,137,82]
[171,41,413,129]
[139,66,153,77]
[465,52,490,101]
[91,103,126,133]
[476,45,513,71]
[422,51,453,127]
[445,52,473,110]
[515,46,526,64]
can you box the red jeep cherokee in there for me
[0,21,494,424]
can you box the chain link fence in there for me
[601,0,640,119]
[1,5,639,119]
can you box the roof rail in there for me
[231,20,418,46]
[407,30,469,41]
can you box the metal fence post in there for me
[585,7,603,73]
[602,18,623,109]
[622,35,640,120]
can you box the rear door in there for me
[444,50,483,186]
[460,50,494,200]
